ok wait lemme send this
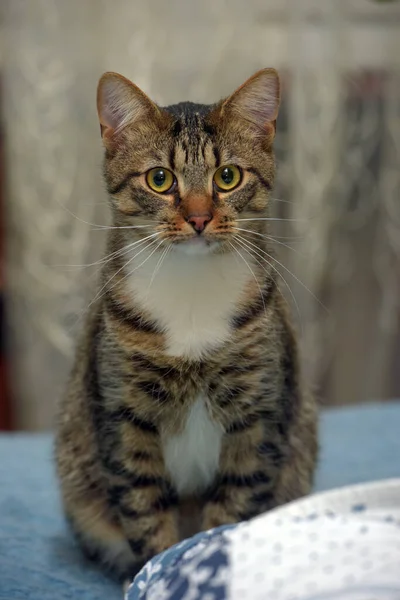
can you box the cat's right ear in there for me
[97,72,159,146]
[221,68,280,137]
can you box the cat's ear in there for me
[97,72,159,145]
[221,68,280,134]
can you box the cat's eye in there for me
[146,168,175,193]
[213,165,241,192]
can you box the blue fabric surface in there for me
[0,402,399,600]
[315,402,400,491]
[0,433,119,600]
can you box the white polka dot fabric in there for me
[128,479,400,600]
[228,479,400,600]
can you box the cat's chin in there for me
[174,237,220,256]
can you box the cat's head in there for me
[97,68,280,255]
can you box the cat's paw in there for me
[122,579,132,598]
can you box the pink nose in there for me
[186,213,213,233]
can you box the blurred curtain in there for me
[3,0,400,429]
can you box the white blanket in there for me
[128,479,400,600]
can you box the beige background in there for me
[3,0,400,429]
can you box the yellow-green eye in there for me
[213,165,241,192]
[146,168,175,193]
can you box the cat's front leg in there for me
[201,474,277,530]
[103,420,180,568]
[201,419,281,530]
[120,489,179,563]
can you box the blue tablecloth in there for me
[1,402,399,600]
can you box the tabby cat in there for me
[56,68,318,581]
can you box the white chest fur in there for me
[126,245,253,359]
[162,397,223,496]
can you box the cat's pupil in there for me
[153,170,166,187]
[221,167,234,184]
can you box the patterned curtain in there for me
[3,0,400,429]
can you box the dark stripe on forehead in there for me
[247,167,272,191]
[172,119,182,137]
[169,107,216,166]
[213,145,220,168]
[169,145,176,171]
[203,122,215,137]
[196,137,202,164]
[185,115,201,163]
[200,137,208,161]
[182,140,189,163]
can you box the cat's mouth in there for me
[184,236,209,246]
[174,235,221,256]
[157,217,236,255]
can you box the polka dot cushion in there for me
[127,479,400,600]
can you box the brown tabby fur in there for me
[55,68,318,581]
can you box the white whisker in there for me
[120,239,166,290]
[90,224,153,231]
[149,243,171,290]
[87,236,161,309]
[53,199,150,230]
[233,227,300,255]
[234,235,302,330]
[67,238,162,335]
[270,197,295,205]
[267,235,303,241]
[236,217,305,223]
[82,234,163,294]
[57,232,161,269]
[53,196,155,231]
[89,240,163,309]
[228,241,266,317]
[234,234,327,312]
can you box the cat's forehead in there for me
[162,101,218,170]
[163,102,216,140]
[163,101,212,120]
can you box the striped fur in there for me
[55,68,318,581]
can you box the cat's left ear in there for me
[97,72,159,146]
[221,68,280,134]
